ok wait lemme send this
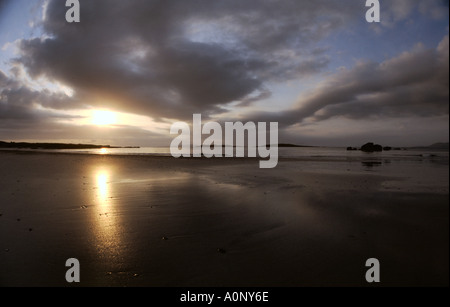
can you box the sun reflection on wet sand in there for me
[90,167,127,278]
[96,171,109,206]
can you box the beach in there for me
[0,150,448,287]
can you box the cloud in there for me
[0,69,79,122]
[376,0,449,29]
[14,0,361,121]
[243,35,449,127]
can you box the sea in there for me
[3,147,449,167]
[3,145,448,163]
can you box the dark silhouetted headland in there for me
[425,142,449,150]
[0,141,139,150]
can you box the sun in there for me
[92,110,117,126]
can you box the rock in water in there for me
[361,142,383,152]
[217,248,226,254]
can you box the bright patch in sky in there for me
[92,110,117,126]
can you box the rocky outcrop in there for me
[361,142,383,152]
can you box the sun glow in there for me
[92,110,117,126]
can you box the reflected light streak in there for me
[96,171,109,207]
[91,168,125,272]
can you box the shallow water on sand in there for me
[0,151,448,286]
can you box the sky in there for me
[0,0,448,147]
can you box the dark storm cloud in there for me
[243,35,449,127]
[15,0,361,121]
[0,70,80,122]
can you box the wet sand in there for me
[0,151,448,287]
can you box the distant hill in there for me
[427,142,449,150]
[278,143,314,148]
[0,141,115,150]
